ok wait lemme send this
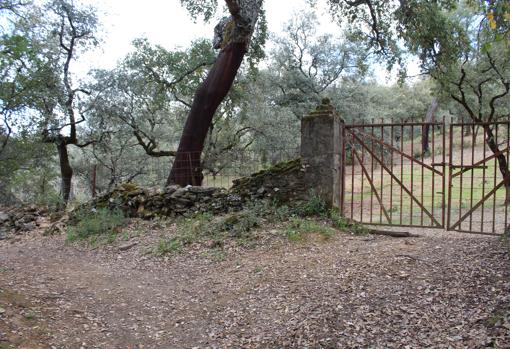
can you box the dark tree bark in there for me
[166,0,263,186]
[484,126,510,204]
[91,164,97,198]
[422,98,438,154]
[167,42,246,186]
[56,137,73,204]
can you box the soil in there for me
[0,218,509,349]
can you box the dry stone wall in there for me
[86,159,308,218]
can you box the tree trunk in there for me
[56,140,73,204]
[91,164,97,198]
[484,126,510,205]
[166,42,247,186]
[422,98,438,154]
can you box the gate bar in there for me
[351,128,442,175]
[348,129,442,227]
[449,180,505,231]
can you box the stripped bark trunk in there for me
[166,0,263,186]
[166,42,246,186]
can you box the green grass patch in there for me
[154,238,182,256]
[294,192,329,217]
[285,218,337,242]
[330,210,370,235]
[67,208,126,244]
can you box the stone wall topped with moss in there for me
[85,158,307,219]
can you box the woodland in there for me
[0,1,510,348]
[0,0,508,207]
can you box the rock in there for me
[171,188,189,198]
[188,187,217,195]
[164,185,180,195]
[21,222,37,231]
[80,158,306,219]
[118,242,138,251]
[0,211,9,223]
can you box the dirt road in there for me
[1,227,509,348]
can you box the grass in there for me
[150,197,343,256]
[23,310,36,320]
[154,238,182,256]
[285,218,337,242]
[330,210,370,235]
[151,210,263,257]
[147,192,380,257]
[67,208,126,245]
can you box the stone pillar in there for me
[301,98,344,208]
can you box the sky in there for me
[75,0,415,83]
[77,0,323,71]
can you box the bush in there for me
[67,208,126,242]
[295,193,328,217]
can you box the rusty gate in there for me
[341,119,510,235]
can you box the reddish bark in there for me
[166,42,247,186]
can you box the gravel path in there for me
[0,226,509,348]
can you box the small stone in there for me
[0,212,9,223]
[118,242,138,251]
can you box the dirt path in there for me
[1,227,509,348]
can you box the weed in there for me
[67,208,125,243]
[154,238,181,256]
[285,218,336,242]
[330,210,369,235]
[23,310,36,320]
[208,248,226,262]
[220,211,260,237]
[295,193,328,217]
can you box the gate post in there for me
[301,98,344,208]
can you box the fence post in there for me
[301,98,344,208]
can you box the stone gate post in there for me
[301,98,344,209]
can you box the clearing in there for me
[0,221,509,348]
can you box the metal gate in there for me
[341,119,510,235]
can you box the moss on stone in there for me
[119,182,140,193]
[232,158,301,189]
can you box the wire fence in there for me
[89,147,301,195]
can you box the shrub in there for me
[295,193,328,217]
[67,208,125,242]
